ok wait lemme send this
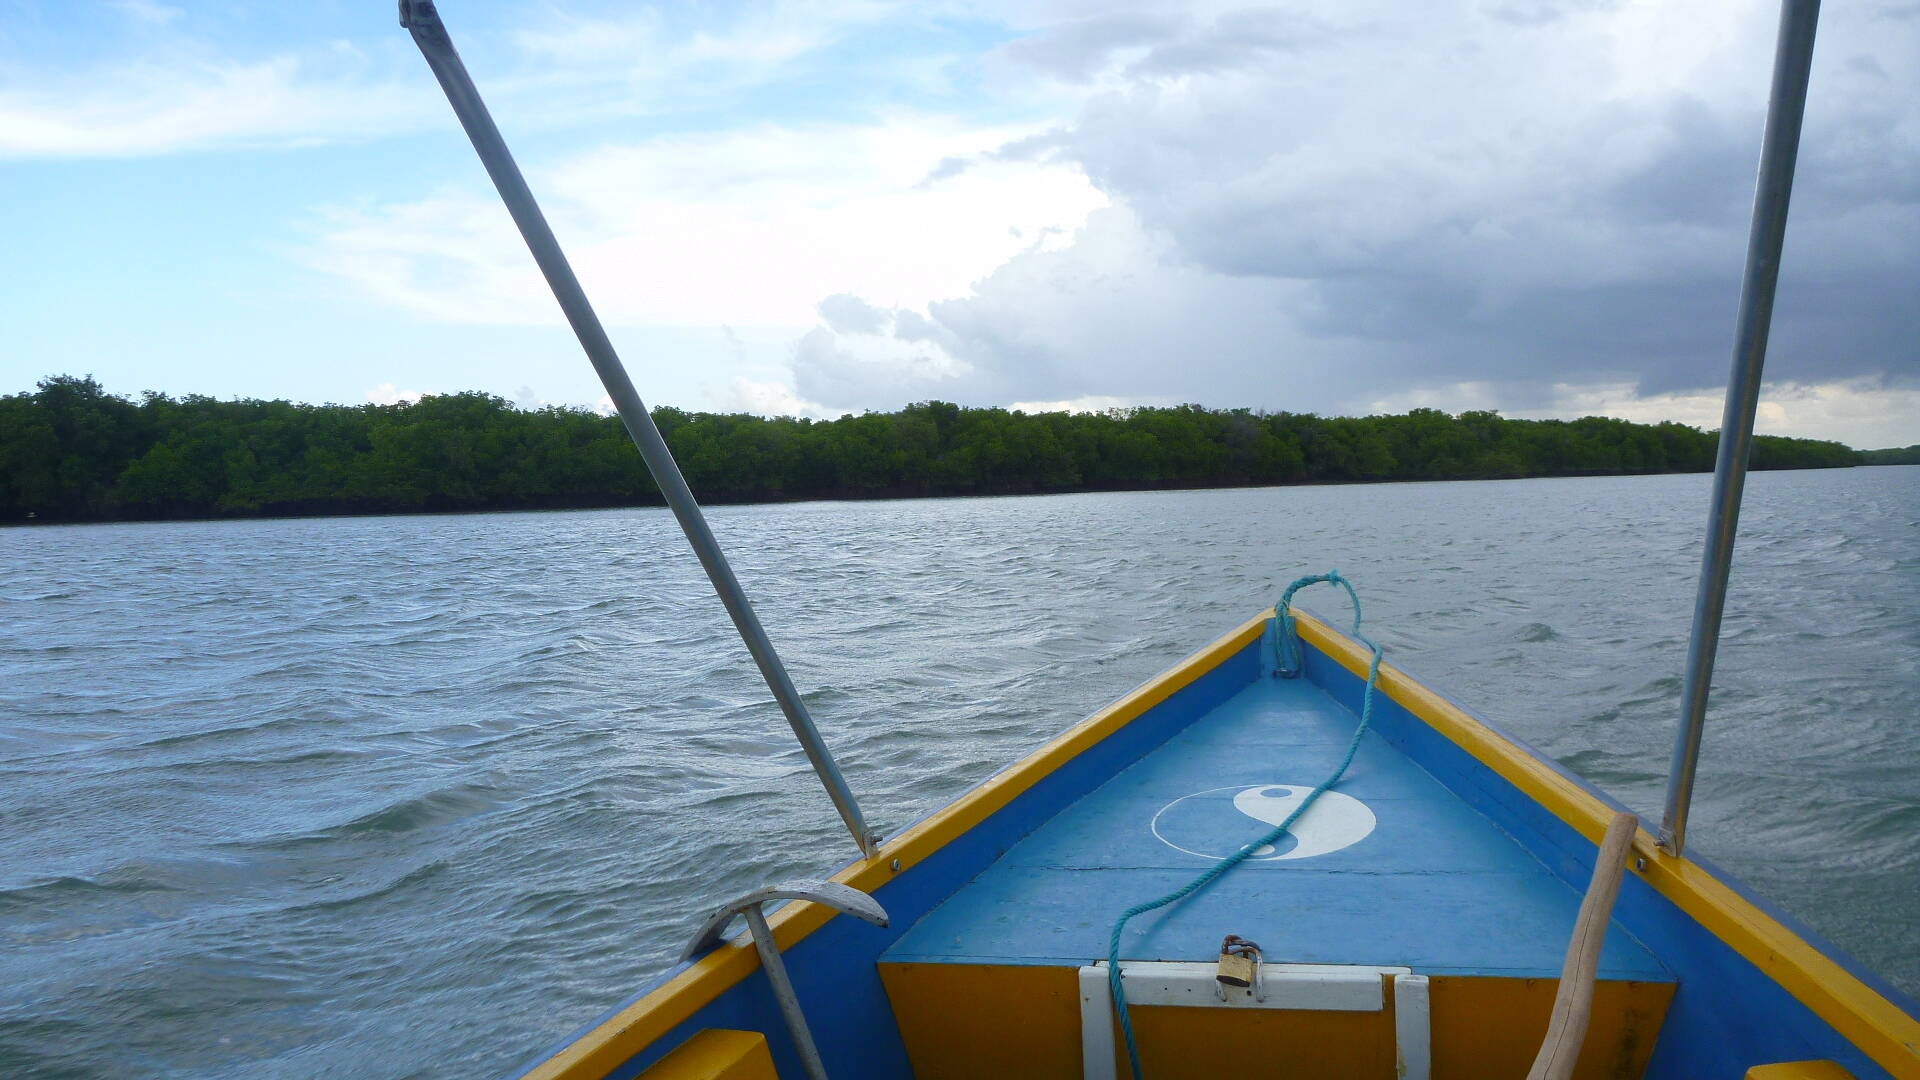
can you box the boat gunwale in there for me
[1298,609,1920,1077]
[521,608,1920,1080]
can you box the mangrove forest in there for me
[0,374,1865,524]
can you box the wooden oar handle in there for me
[1526,811,1640,1080]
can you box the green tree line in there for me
[1860,445,1920,465]
[0,374,1862,524]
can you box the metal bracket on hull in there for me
[680,882,888,1080]
[680,882,888,960]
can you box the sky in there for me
[2,0,1915,447]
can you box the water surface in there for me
[2,467,1915,1077]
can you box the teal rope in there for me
[1105,571,1384,1080]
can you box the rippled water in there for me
[2,467,1915,1078]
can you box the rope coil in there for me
[1105,571,1385,1080]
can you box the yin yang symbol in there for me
[1150,784,1378,862]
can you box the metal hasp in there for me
[397,0,878,859]
[1659,0,1821,857]
[681,882,890,1080]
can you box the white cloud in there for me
[1009,394,1166,414]
[719,377,836,418]
[501,385,616,416]
[817,294,891,335]
[1360,382,1510,417]
[782,203,1342,412]
[787,318,977,412]
[306,117,1107,329]
[1537,378,1920,448]
[112,0,182,26]
[305,195,542,325]
[511,2,863,68]
[1364,376,1920,448]
[366,382,423,406]
[0,0,896,159]
[0,55,428,158]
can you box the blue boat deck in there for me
[885,675,1672,981]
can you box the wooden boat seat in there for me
[635,1029,775,1079]
[877,675,1677,1078]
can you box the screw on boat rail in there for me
[1660,0,1820,858]
[398,0,879,858]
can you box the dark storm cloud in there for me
[795,0,1918,417]
[1601,100,1754,227]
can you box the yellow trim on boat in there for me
[635,1029,775,1080]
[520,613,1274,1080]
[1745,1063,1857,1080]
[1290,609,1920,1079]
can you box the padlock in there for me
[1216,949,1256,988]
[1216,934,1261,988]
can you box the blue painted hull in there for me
[520,617,1919,1080]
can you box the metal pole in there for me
[399,0,878,858]
[1659,0,1820,856]
[743,906,832,1080]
